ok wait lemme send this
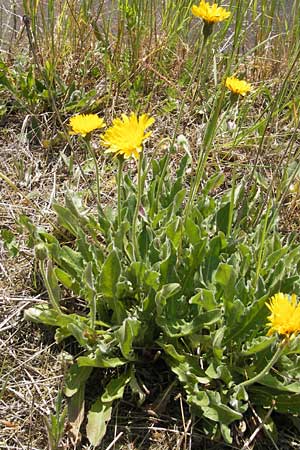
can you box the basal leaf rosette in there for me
[69,114,106,137]
[191,0,231,23]
[100,112,155,160]
[266,292,300,338]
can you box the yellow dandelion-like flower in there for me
[101,112,155,160]
[191,0,231,23]
[69,114,105,137]
[266,292,300,337]
[225,76,252,96]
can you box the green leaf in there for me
[101,370,131,403]
[250,385,300,414]
[157,340,185,362]
[130,369,146,405]
[285,245,300,267]
[77,349,126,368]
[100,249,121,299]
[203,172,225,195]
[189,289,217,310]
[159,241,178,284]
[203,235,223,282]
[225,293,269,343]
[144,270,160,290]
[176,152,191,179]
[64,364,93,397]
[1,229,19,256]
[82,262,97,329]
[214,263,236,301]
[225,298,245,329]
[55,327,72,343]
[138,225,152,258]
[220,423,232,444]
[168,356,210,387]
[264,247,288,272]
[24,307,83,344]
[54,267,79,293]
[203,391,242,425]
[157,291,221,337]
[179,309,221,336]
[67,322,91,347]
[67,384,85,444]
[242,336,276,356]
[0,60,15,93]
[155,283,181,313]
[128,261,145,285]
[53,204,79,236]
[212,326,225,359]
[24,305,61,326]
[205,362,232,385]
[216,202,230,234]
[86,371,131,446]
[185,217,201,245]
[259,374,300,393]
[44,261,62,312]
[86,399,112,446]
[60,246,84,276]
[115,318,141,360]
[171,188,186,214]
[166,217,182,249]
[183,238,208,294]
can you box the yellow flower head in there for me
[225,76,252,96]
[266,292,300,337]
[191,0,231,23]
[69,114,105,137]
[101,112,155,160]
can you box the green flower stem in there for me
[90,293,96,331]
[132,153,143,261]
[154,32,209,214]
[236,338,289,390]
[117,158,124,228]
[87,140,102,205]
[80,137,106,215]
[82,136,105,205]
[227,170,236,237]
[255,199,272,287]
[142,142,161,187]
[190,33,210,107]
[184,90,226,220]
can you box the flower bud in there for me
[34,243,48,261]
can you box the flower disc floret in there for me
[266,292,300,337]
[69,114,105,137]
[225,76,252,96]
[191,0,231,23]
[101,112,155,160]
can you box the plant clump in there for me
[2,0,300,448]
[22,115,300,446]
